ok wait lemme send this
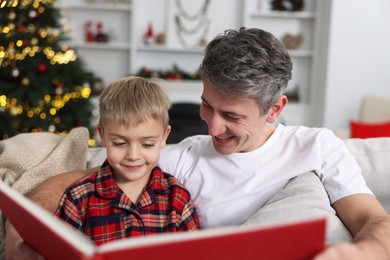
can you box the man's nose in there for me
[207,114,226,137]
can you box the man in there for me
[6,27,390,259]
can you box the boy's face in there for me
[99,118,171,188]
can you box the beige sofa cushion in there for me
[243,137,390,245]
[344,137,390,212]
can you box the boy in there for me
[54,76,200,245]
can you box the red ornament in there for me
[37,63,47,73]
[84,21,94,43]
[16,25,25,33]
[146,23,153,38]
[144,22,154,44]
[144,68,152,76]
[23,40,29,47]
[56,82,64,94]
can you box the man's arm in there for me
[5,167,98,260]
[315,194,390,259]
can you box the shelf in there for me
[59,3,131,12]
[250,10,316,19]
[158,80,203,104]
[288,50,313,58]
[70,42,131,51]
[137,45,204,54]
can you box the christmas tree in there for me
[0,0,96,145]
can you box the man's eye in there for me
[225,114,240,121]
[201,101,211,108]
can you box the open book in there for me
[0,180,325,260]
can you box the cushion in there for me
[242,172,352,245]
[87,147,106,168]
[243,137,390,245]
[344,137,390,212]
[350,120,390,139]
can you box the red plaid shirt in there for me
[54,161,200,245]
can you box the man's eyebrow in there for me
[201,96,244,117]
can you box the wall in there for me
[321,0,390,129]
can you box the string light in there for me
[0,85,91,120]
[1,0,95,145]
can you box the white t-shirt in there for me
[158,124,372,228]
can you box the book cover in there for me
[0,180,325,260]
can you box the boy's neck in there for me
[116,175,150,204]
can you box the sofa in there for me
[1,127,389,257]
[334,94,390,139]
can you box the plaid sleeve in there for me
[178,198,201,231]
[54,191,84,231]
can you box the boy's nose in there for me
[125,146,140,160]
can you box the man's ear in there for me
[97,125,106,147]
[266,95,288,123]
[161,125,172,149]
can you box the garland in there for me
[174,0,211,47]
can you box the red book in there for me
[0,181,325,260]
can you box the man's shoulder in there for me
[164,135,211,155]
[278,125,337,142]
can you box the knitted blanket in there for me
[0,127,89,258]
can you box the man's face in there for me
[199,82,271,154]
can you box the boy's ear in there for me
[266,95,288,123]
[161,125,171,149]
[97,125,106,147]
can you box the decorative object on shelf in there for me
[94,22,108,42]
[84,21,94,43]
[155,33,166,45]
[84,21,110,43]
[143,22,155,45]
[174,0,211,47]
[282,33,303,50]
[136,65,200,81]
[271,0,304,11]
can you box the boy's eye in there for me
[143,143,155,148]
[112,141,126,146]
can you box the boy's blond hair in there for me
[99,76,171,128]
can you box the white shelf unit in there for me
[242,0,321,126]
[58,0,133,85]
[131,44,204,77]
